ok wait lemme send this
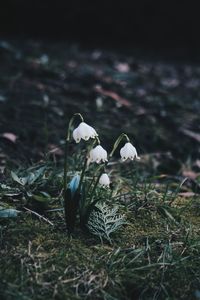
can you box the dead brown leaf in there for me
[178,192,195,197]
[47,144,64,156]
[94,85,132,107]
[115,62,130,73]
[1,132,18,143]
[180,128,200,143]
[182,170,200,180]
[194,160,200,169]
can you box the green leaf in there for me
[11,171,27,186]
[64,188,81,234]
[32,192,51,203]
[0,184,21,197]
[88,203,126,243]
[157,205,180,224]
[0,208,20,218]
[11,167,46,187]
[27,166,46,185]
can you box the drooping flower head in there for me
[99,173,110,188]
[120,142,140,161]
[88,145,108,164]
[72,122,98,143]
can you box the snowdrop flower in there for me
[120,142,140,161]
[72,122,98,143]
[89,145,108,164]
[99,173,110,187]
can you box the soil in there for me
[0,39,200,173]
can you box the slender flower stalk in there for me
[78,138,99,192]
[63,113,84,208]
[63,140,69,201]
[77,155,88,194]
[88,133,139,205]
[89,133,130,200]
[67,113,84,141]
[109,133,130,157]
[86,164,104,194]
[88,164,105,202]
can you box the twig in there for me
[24,207,54,226]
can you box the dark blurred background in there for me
[0,0,200,57]
[1,0,200,175]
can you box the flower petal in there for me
[72,122,98,143]
[99,173,110,187]
[89,126,98,138]
[73,128,81,143]
[89,145,108,164]
[120,142,140,161]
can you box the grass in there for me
[1,38,200,299]
[0,162,200,300]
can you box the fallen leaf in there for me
[48,144,64,156]
[194,160,200,169]
[94,85,131,107]
[0,95,6,102]
[182,170,200,180]
[115,62,130,73]
[1,133,18,143]
[178,192,195,197]
[180,129,200,143]
[161,78,180,88]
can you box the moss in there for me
[1,193,200,300]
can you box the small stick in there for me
[24,207,54,226]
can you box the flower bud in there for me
[99,173,110,187]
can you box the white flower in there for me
[99,173,110,187]
[89,145,108,164]
[72,122,98,143]
[120,142,140,161]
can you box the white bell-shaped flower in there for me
[89,145,108,164]
[72,122,98,143]
[120,142,140,161]
[99,173,110,187]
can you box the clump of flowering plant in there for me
[63,113,140,234]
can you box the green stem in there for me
[80,164,106,227]
[64,113,84,203]
[86,164,103,195]
[63,139,69,201]
[110,133,130,157]
[95,136,101,145]
[87,133,130,203]
[67,113,84,141]
[77,155,88,194]
[88,164,105,203]
[77,137,97,193]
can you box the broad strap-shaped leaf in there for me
[64,188,81,234]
